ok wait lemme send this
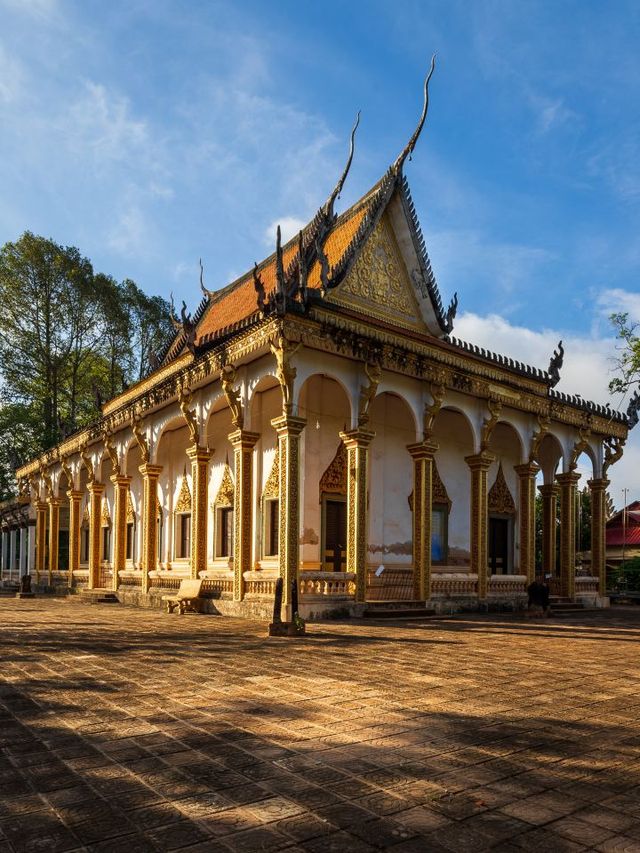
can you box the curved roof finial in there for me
[393,54,436,174]
[199,258,215,298]
[323,111,361,220]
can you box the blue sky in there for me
[2,0,640,497]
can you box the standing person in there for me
[527,575,546,618]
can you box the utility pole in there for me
[622,487,629,578]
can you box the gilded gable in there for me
[214,464,235,507]
[488,463,516,515]
[327,214,424,331]
[319,442,347,498]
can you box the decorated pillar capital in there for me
[228,429,259,450]
[67,489,84,502]
[538,482,560,498]
[514,461,541,478]
[339,427,375,449]
[271,414,307,437]
[110,474,132,488]
[465,450,495,472]
[407,438,439,460]
[87,480,105,495]
[186,444,213,465]
[588,477,610,492]
[138,463,163,480]
[556,471,581,486]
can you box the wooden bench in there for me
[161,579,204,614]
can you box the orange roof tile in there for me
[195,195,374,343]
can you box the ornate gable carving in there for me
[319,442,347,498]
[174,471,192,514]
[432,461,451,509]
[101,501,111,527]
[126,491,135,524]
[488,462,516,515]
[408,459,451,511]
[263,448,279,500]
[329,215,422,328]
[82,504,90,524]
[214,464,235,507]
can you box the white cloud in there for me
[67,81,149,165]
[427,228,555,298]
[262,216,307,248]
[597,288,640,324]
[107,206,148,258]
[454,309,640,502]
[0,43,24,103]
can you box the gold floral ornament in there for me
[488,463,516,515]
[174,468,192,513]
[126,491,135,524]
[214,464,235,507]
[101,501,111,527]
[408,460,451,511]
[319,442,347,498]
[262,448,280,500]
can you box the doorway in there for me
[323,498,346,572]
[489,516,511,574]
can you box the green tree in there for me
[609,312,640,394]
[0,232,174,500]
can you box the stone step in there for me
[363,604,436,620]
[365,599,427,609]
[79,589,119,604]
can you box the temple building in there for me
[6,64,637,617]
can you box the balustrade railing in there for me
[299,572,356,597]
[431,573,478,596]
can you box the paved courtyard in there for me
[1,601,640,853]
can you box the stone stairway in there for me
[549,596,595,615]
[363,600,437,620]
[79,588,119,604]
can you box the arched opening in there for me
[431,407,475,570]
[368,392,417,597]
[574,449,597,574]
[486,421,522,575]
[205,397,235,572]
[535,432,564,578]
[298,375,351,572]
[249,375,283,568]
[156,415,191,571]
[99,453,115,588]
[57,470,70,573]
[124,438,143,571]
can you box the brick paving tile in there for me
[2,601,640,851]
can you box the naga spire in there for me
[274,225,286,315]
[169,292,182,331]
[393,54,436,175]
[323,111,361,221]
[199,258,215,298]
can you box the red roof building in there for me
[606,501,640,565]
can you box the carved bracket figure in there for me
[603,436,625,476]
[270,332,302,415]
[103,430,121,476]
[40,465,53,500]
[177,381,200,447]
[60,457,74,491]
[480,399,502,451]
[423,377,446,439]
[529,414,550,463]
[80,446,95,485]
[569,427,591,471]
[358,362,383,427]
[220,364,244,429]
[131,412,150,465]
[548,340,564,388]
[627,389,640,429]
